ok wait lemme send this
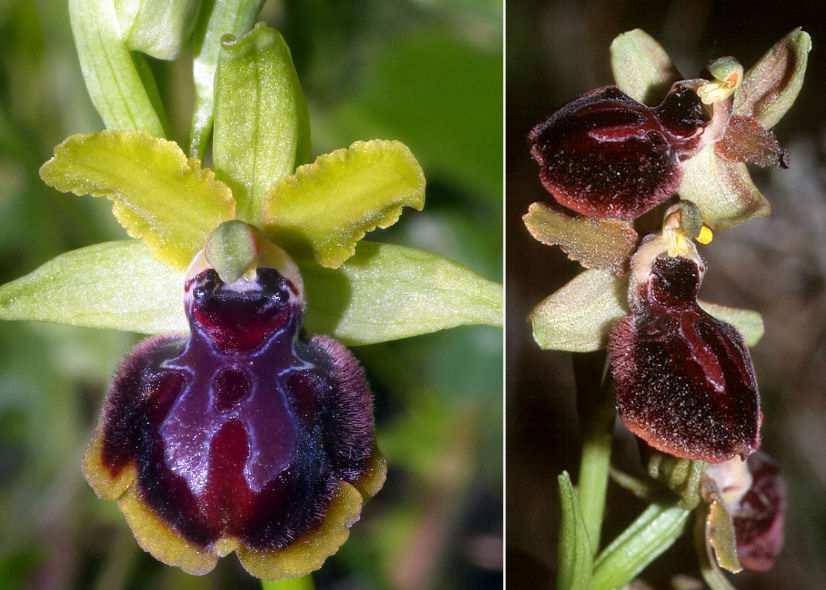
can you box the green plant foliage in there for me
[556,472,593,590]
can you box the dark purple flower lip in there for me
[609,227,761,463]
[529,81,719,220]
[705,452,786,572]
[83,252,385,578]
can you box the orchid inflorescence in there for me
[523,28,809,589]
[0,0,502,582]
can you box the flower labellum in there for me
[529,82,719,220]
[704,453,786,572]
[83,226,386,579]
[609,209,761,462]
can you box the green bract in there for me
[0,18,501,349]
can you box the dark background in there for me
[507,1,826,588]
[0,1,502,589]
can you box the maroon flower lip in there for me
[609,252,761,463]
[528,83,711,220]
[733,453,786,571]
[83,266,385,577]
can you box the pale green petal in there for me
[189,0,264,158]
[610,29,680,104]
[262,140,426,268]
[698,301,764,347]
[69,0,167,136]
[116,0,201,60]
[734,28,811,129]
[0,241,186,334]
[523,202,636,274]
[40,131,236,269]
[678,145,770,230]
[300,241,501,345]
[530,269,626,353]
[213,23,311,223]
[530,269,764,352]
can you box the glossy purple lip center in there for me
[99,268,376,550]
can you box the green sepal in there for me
[189,0,264,158]
[0,241,187,334]
[523,202,637,274]
[69,0,167,136]
[530,271,765,353]
[300,241,502,345]
[116,0,201,60]
[734,28,811,129]
[213,23,310,222]
[679,145,771,230]
[262,140,426,269]
[529,270,626,353]
[0,240,500,344]
[591,502,692,590]
[610,29,680,105]
[556,472,593,590]
[39,130,236,269]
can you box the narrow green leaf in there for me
[679,145,770,230]
[556,471,593,590]
[300,241,502,345]
[530,270,626,353]
[610,29,680,104]
[69,0,167,136]
[213,23,311,222]
[698,301,764,347]
[116,0,201,60]
[40,131,236,269]
[523,202,637,274]
[189,0,264,159]
[577,396,615,555]
[734,28,811,129]
[262,140,426,269]
[0,241,186,334]
[591,503,691,590]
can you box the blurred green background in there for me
[0,1,502,589]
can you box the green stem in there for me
[591,502,692,590]
[576,378,614,554]
[262,576,315,590]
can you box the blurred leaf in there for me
[530,270,626,352]
[0,241,186,334]
[69,0,166,135]
[591,502,691,590]
[734,28,811,129]
[556,471,593,590]
[301,240,501,345]
[329,30,501,202]
[262,575,315,590]
[262,140,425,268]
[40,131,236,268]
[523,202,636,274]
[679,145,770,230]
[189,0,264,158]
[213,23,310,222]
[116,0,200,60]
[610,29,680,104]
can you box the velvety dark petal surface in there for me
[529,85,708,220]
[609,256,761,462]
[734,452,786,571]
[86,267,380,574]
